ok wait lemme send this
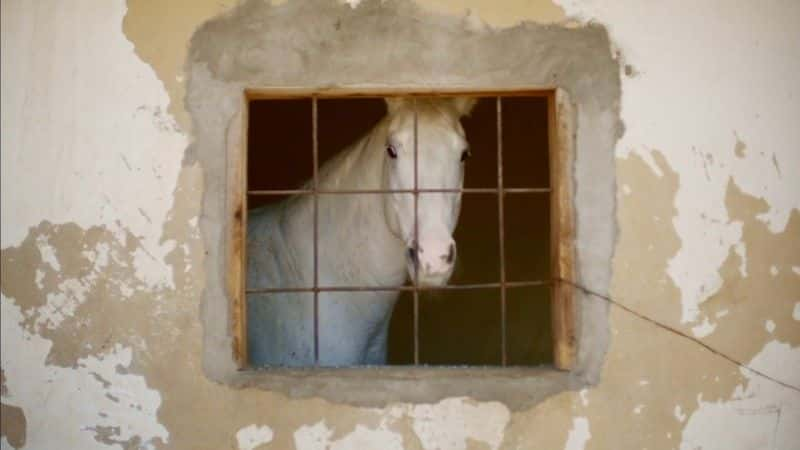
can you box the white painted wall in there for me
[558,2,800,446]
[1,1,184,448]
[560,0,800,326]
[0,0,186,289]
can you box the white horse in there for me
[247,97,475,366]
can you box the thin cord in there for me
[555,277,800,394]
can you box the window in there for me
[231,91,574,370]
[190,3,619,407]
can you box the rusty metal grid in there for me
[246,95,551,367]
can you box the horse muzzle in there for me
[406,239,456,286]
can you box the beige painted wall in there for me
[2,0,798,449]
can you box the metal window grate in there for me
[245,95,553,367]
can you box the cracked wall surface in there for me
[2,0,799,449]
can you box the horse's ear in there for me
[384,97,406,115]
[451,97,477,117]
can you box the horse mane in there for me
[294,119,388,193]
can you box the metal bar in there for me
[497,97,508,366]
[247,187,551,196]
[239,96,250,368]
[413,99,420,365]
[245,87,555,100]
[246,280,550,294]
[312,97,320,365]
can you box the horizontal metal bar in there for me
[247,187,551,196]
[246,280,551,294]
[245,87,555,100]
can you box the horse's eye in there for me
[460,150,471,162]
[387,145,398,159]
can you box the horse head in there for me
[381,97,476,286]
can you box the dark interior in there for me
[247,96,552,366]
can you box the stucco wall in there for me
[2,0,798,449]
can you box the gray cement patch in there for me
[187,0,620,409]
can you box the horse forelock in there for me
[385,102,466,151]
[388,98,465,123]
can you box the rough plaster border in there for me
[188,0,620,409]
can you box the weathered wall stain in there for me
[0,370,26,449]
[123,0,238,132]
[2,223,146,366]
[501,152,755,449]
[696,179,800,368]
[0,403,26,449]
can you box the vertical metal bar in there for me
[413,99,420,365]
[497,97,508,366]
[239,95,249,368]
[312,97,320,365]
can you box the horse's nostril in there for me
[446,243,455,264]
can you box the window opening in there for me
[242,93,571,368]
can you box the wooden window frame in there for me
[227,88,575,371]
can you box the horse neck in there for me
[282,120,407,286]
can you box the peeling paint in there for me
[681,341,800,449]
[733,242,748,277]
[294,420,404,450]
[1,0,187,289]
[403,398,510,450]
[561,1,800,339]
[0,403,26,449]
[236,424,274,450]
[578,389,589,406]
[122,0,238,131]
[564,417,590,450]
[1,295,168,449]
[674,405,686,423]
[692,318,717,338]
[35,235,61,271]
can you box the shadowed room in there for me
[247,96,553,366]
